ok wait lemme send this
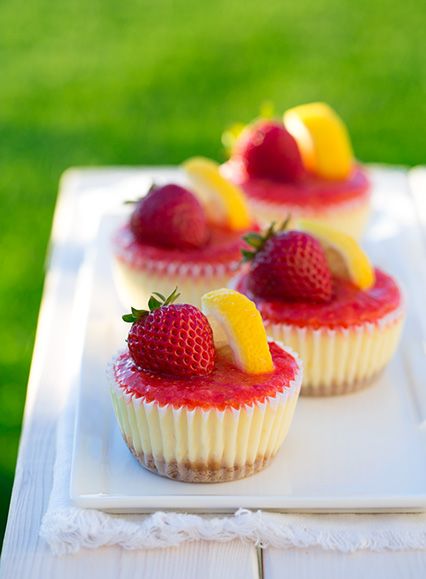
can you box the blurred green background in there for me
[0,0,425,542]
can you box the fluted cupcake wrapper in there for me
[245,196,371,240]
[107,345,302,483]
[265,309,404,396]
[113,256,241,309]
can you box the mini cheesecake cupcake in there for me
[108,287,302,482]
[233,220,404,396]
[113,158,254,308]
[221,103,371,239]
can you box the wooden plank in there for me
[2,542,258,579]
[377,167,426,427]
[106,542,259,579]
[0,169,259,579]
[2,166,425,579]
[262,166,426,578]
[263,549,426,579]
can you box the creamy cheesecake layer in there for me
[108,345,302,482]
[265,311,404,396]
[114,259,240,309]
[245,196,371,240]
[113,257,238,309]
[112,222,248,309]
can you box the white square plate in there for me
[70,168,426,513]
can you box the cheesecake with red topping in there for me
[232,220,404,396]
[108,288,302,482]
[221,103,371,239]
[113,158,254,308]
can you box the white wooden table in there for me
[1,166,426,579]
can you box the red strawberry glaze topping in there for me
[221,160,370,210]
[236,269,402,330]
[113,342,298,411]
[114,223,254,273]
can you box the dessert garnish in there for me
[242,221,333,303]
[129,183,209,249]
[183,157,251,231]
[201,288,274,374]
[221,101,275,155]
[283,102,353,180]
[110,287,302,481]
[232,120,306,183]
[123,287,215,377]
[223,102,356,181]
[296,219,375,289]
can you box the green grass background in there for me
[0,0,425,541]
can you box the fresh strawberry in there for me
[123,288,215,377]
[234,120,306,182]
[130,184,209,249]
[243,222,332,302]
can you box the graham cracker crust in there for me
[125,442,274,483]
[301,370,383,397]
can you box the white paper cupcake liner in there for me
[113,256,241,309]
[264,309,404,396]
[107,344,302,483]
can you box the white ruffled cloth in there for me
[40,395,426,556]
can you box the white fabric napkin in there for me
[40,392,426,556]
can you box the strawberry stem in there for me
[259,100,275,119]
[122,306,147,323]
[122,287,181,323]
[242,217,291,262]
[123,182,157,205]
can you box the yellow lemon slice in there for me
[183,157,251,231]
[201,288,274,374]
[296,219,375,290]
[283,102,353,180]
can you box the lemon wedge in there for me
[296,219,375,290]
[201,288,274,374]
[183,157,251,231]
[283,102,353,180]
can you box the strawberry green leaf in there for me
[241,249,256,262]
[123,182,157,205]
[144,287,182,312]
[243,232,264,249]
[163,286,181,306]
[259,100,275,119]
[241,218,292,262]
[123,288,182,322]
[122,313,136,323]
[279,215,291,232]
[131,306,147,317]
[152,291,166,301]
[122,306,148,323]
[148,295,163,311]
